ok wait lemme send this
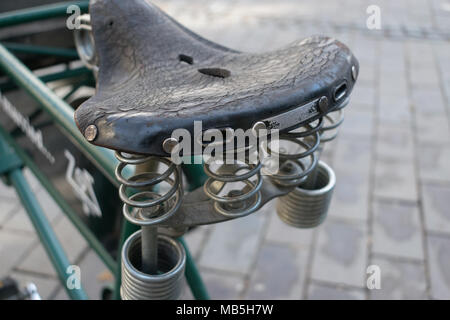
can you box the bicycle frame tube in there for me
[0,67,92,92]
[2,42,78,58]
[0,124,116,273]
[0,43,120,186]
[0,135,88,300]
[0,1,89,28]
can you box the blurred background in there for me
[1,0,449,299]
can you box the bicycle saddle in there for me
[75,0,359,156]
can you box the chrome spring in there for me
[115,151,183,227]
[319,109,344,144]
[203,133,263,218]
[273,109,345,228]
[276,161,335,228]
[115,151,185,300]
[121,232,186,300]
[263,118,323,187]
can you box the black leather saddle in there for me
[75,0,359,156]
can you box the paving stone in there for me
[417,142,450,183]
[333,134,372,174]
[0,196,18,226]
[351,83,376,110]
[183,225,210,259]
[10,271,59,300]
[0,180,18,199]
[415,115,450,145]
[3,206,35,233]
[379,39,405,62]
[352,36,378,66]
[379,79,408,99]
[17,217,88,276]
[264,200,314,249]
[52,287,70,300]
[77,250,114,300]
[374,159,418,202]
[2,186,62,233]
[422,183,450,234]
[329,168,370,221]
[245,243,307,299]
[378,94,411,126]
[426,235,450,299]
[379,67,406,85]
[409,65,440,89]
[0,231,35,277]
[379,49,407,86]
[180,285,194,300]
[372,201,424,260]
[356,61,377,85]
[369,256,427,300]
[338,110,374,138]
[411,87,448,119]
[307,282,365,300]
[329,134,371,222]
[198,270,245,300]
[16,245,57,277]
[376,124,414,161]
[407,41,435,66]
[311,218,368,287]
[199,212,266,275]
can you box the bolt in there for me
[163,137,179,154]
[318,96,329,113]
[351,65,357,81]
[84,124,98,142]
[252,121,266,137]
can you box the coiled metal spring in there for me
[115,152,186,300]
[121,232,186,300]
[319,109,344,144]
[272,109,345,228]
[202,134,263,218]
[115,151,183,226]
[263,118,323,187]
[276,161,336,228]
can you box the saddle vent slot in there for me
[333,81,347,101]
[198,68,231,78]
[179,54,194,65]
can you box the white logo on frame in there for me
[64,150,102,217]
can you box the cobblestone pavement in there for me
[1,0,450,300]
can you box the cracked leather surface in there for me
[74,0,359,156]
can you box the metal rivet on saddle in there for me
[84,124,98,142]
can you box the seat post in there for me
[114,152,186,300]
